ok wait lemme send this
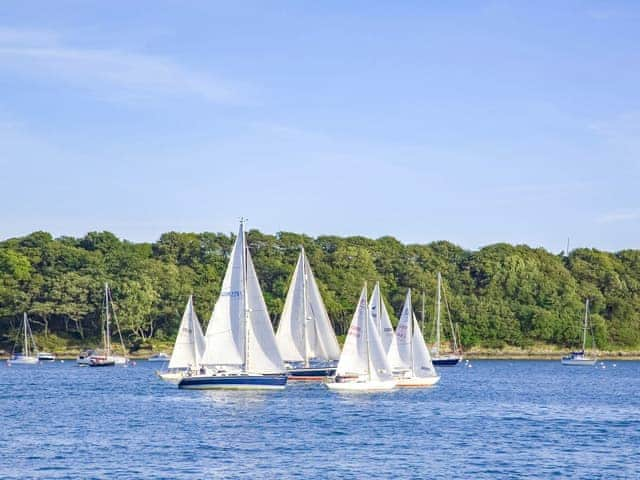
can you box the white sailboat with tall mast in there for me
[389,290,440,387]
[8,313,39,365]
[326,284,396,392]
[87,283,128,367]
[157,295,206,382]
[431,272,462,366]
[561,299,597,366]
[179,220,287,390]
[369,282,395,353]
[276,246,341,380]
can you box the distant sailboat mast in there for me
[364,283,372,381]
[435,272,442,356]
[104,282,111,356]
[582,299,589,352]
[408,290,414,376]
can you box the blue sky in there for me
[1,1,638,252]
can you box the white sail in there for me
[336,285,393,381]
[390,290,413,372]
[411,313,438,378]
[245,245,285,373]
[275,252,306,362]
[368,282,395,353]
[168,295,206,370]
[304,254,341,361]
[276,248,341,363]
[200,225,246,367]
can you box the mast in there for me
[582,298,589,352]
[408,290,414,376]
[190,296,199,369]
[23,313,29,357]
[241,219,250,372]
[421,290,426,333]
[376,282,382,332]
[301,247,309,367]
[435,272,442,355]
[364,283,372,381]
[104,283,111,356]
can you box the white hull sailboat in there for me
[389,290,440,387]
[561,299,597,366]
[326,284,396,392]
[8,313,39,365]
[276,246,341,380]
[179,220,287,390]
[431,272,462,366]
[157,295,206,382]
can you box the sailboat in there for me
[389,290,440,387]
[87,283,128,367]
[368,282,395,353]
[276,246,341,380]
[326,284,396,392]
[430,272,462,366]
[8,313,39,365]
[561,299,597,366]
[179,220,287,390]
[157,295,206,382]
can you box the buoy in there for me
[60,360,64,363]
[613,364,617,367]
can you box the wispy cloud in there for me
[596,210,640,224]
[496,181,591,195]
[0,27,244,105]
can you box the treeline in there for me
[0,230,639,351]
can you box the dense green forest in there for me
[1,230,639,352]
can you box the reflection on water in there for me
[0,360,639,479]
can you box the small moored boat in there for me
[148,352,170,362]
[37,352,56,362]
[561,299,597,366]
[8,313,39,365]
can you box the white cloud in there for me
[596,210,640,224]
[0,27,243,105]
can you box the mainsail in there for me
[276,247,341,365]
[391,289,437,378]
[168,295,206,370]
[369,282,395,353]
[335,285,393,382]
[201,221,284,374]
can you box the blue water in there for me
[1,360,639,479]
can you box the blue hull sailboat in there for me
[430,273,463,366]
[178,220,287,390]
[276,246,341,380]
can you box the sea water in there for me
[1,360,638,479]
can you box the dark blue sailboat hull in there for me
[432,357,461,366]
[287,367,337,380]
[178,374,288,390]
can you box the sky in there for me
[1,1,639,252]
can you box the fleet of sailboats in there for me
[275,247,341,380]
[430,272,463,366]
[8,220,614,393]
[561,299,598,366]
[178,220,287,390]
[326,284,396,391]
[157,295,206,382]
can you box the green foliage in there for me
[0,230,638,350]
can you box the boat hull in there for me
[561,358,597,366]
[325,379,396,391]
[396,375,441,387]
[287,367,337,381]
[7,356,39,365]
[432,356,461,366]
[178,374,288,390]
[37,353,56,362]
[156,370,186,383]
